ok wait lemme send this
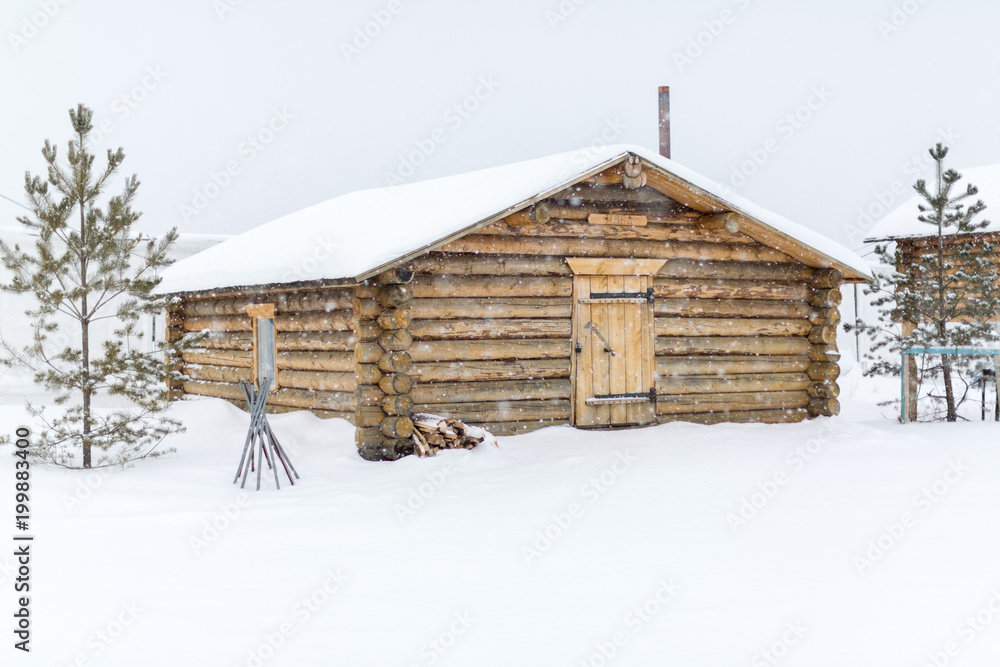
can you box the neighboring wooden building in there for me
[156,144,871,460]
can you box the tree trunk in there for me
[78,138,91,469]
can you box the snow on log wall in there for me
[170,287,358,422]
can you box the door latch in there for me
[584,321,616,356]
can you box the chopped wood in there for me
[408,413,495,457]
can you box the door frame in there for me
[567,258,667,426]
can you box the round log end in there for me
[380,416,414,439]
[379,372,414,395]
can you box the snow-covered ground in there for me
[3,364,1000,667]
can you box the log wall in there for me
[405,169,836,433]
[172,287,358,422]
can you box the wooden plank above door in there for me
[565,257,668,276]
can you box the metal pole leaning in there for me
[234,377,298,490]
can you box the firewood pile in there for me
[410,413,494,457]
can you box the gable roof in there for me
[865,163,1000,242]
[155,144,872,295]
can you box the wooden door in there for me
[572,274,656,427]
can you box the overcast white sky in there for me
[3,0,999,253]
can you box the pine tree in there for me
[0,104,188,467]
[849,143,1000,421]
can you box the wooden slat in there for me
[607,275,627,424]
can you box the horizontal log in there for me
[810,268,842,289]
[378,351,413,373]
[277,332,356,351]
[356,427,385,446]
[379,373,414,396]
[655,318,811,337]
[809,345,841,362]
[807,362,840,381]
[277,370,356,392]
[354,297,381,319]
[354,364,383,384]
[807,397,840,417]
[357,384,385,407]
[182,290,354,317]
[807,382,840,399]
[381,394,414,417]
[657,355,811,377]
[659,259,814,282]
[411,275,572,299]
[480,420,568,436]
[411,297,572,320]
[376,329,410,352]
[221,398,353,423]
[657,373,811,396]
[656,390,810,415]
[182,350,253,368]
[380,416,414,439]
[656,336,812,356]
[808,325,838,345]
[413,399,570,423]
[655,298,810,320]
[183,364,252,384]
[656,408,809,425]
[355,321,380,342]
[355,341,383,364]
[809,288,842,308]
[441,235,795,263]
[377,284,413,308]
[479,219,750,245]
[699,212,741,234]
[377,307,411,330]
[412,253,571,276]
[410,339,571,362]
[409,319,571,340]
[183,380,355,412]
[183,312,353,333]
[411,379,572,404]
[413,253,813,283]
[808,308,841,325]
[410,359,571,383]
[654,279,809,301]
[375,266,414,285]
[357,406,387,428]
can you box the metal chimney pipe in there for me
[658,86,671,159]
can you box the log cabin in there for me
[156,103,871,460]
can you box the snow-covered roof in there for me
[155,144,872,295]
[865,164,1000,242]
